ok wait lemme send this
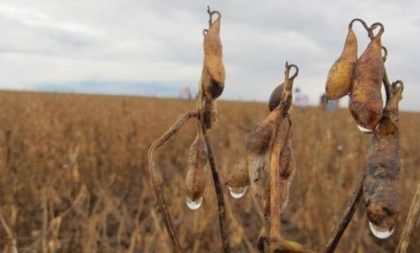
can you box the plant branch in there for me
[203,131,231,253]
[148,111,198,253]
[324,173,365,253]
[396,181,420,253]
[383,63,392,106]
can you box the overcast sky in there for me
[0,0,419,110]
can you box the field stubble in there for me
[0,91,419,252]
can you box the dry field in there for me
[0,91,419,252]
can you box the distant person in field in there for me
[179,86,192,100]
[294,88,309,111]
[326,99,339,113]
[319,93,339,113]
[320,94,328,110]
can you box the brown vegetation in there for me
[0,91,419,252]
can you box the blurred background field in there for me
[0,91,419,252]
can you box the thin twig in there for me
[203,131,231,253]
[42,187,48,253]
[148,111,198,253]
[383,64,392,105]
[396,181,420,253]
[324,174,366,253]
[0,212,14,241]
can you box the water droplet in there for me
[357,124,374,133]
[368,221,394,239]
[186,196,202,210]
[228,186,248,199]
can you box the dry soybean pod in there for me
[268,64,299,112]
[325,18,369,100]
[278,117,295,211]
[246,63,295,211]
[226,160,250,199]
[185,121,209,210]
[363,80,403,239]
[203,6,225,99]
[246,108,279,208]
[349,22,385,132]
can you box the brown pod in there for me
[227,160,250,188]
[246,109,279,155]
[278,120,295,211]
[227,160,250,199]
[185,130,208,203]
[363,81,403,235]
[325,19,362,99]
[350,23,385,131]
[203,11,225,99]
[246,110,279,208]
[268,64,299,111]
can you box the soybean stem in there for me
[148,111,198,253]
[203,131,231,253]
[396,181,420,253]
[324,174,365,253]
[383,66,392,106]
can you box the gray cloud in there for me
[0,0,419,110]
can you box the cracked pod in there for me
[325,19,362,99]
[268,65,299,111]
[185,130,208,203]
[246,109,279,207]
[350,23,385,131]
[363,81,403,234]
[203,10,225,99]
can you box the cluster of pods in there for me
[185,7,225,210]
[325,18,404,239]
[150,8,407,252]
[227,62,302,250]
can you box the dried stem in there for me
[0,212,15,243]
[203,131,231,253]
[324,174,365,253]
[42,187,48,253]
[396,181,420,253]
[267,113,287,242]
[148,111,198,253]
[382,54,392,105]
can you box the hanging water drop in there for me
[186,196,203,210]
[357,124,373,133]
[368,221,394,239]
[228,186,248,199]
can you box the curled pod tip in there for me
[268,64,299,111]
[325,24,357,100]
[349,18,370,31]
[207,6,221,26]
[369,22,385,39]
